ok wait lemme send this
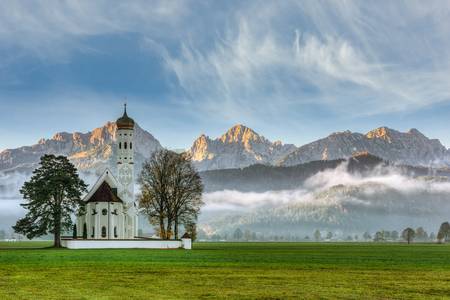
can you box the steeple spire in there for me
[116,102,134,130]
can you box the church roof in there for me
[85,181,124,203]
[116,104,135,130]
[82,168,121,202]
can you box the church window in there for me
[101,226,107,238]
[102,209,107,216]
[114,227,118,238]
[130,142,132,149]
[91,227,95,238]
[124,142,127,149]
[119,142,121,149]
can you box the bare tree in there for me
[138,150,203,240]
[169,153,203,239]
[138,150,173,239]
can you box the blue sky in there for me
[1,1,450,151]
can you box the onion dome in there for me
[116,104,135,130]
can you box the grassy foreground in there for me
[1,242,450,299]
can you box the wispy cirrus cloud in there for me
[1,1,450,149]
[160,1,450,121]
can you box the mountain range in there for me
[2,122,450,235]
[0,122,162,175]
[190,125,450,170]
[1,122,449,175]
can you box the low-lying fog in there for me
[2,162,450,236]
[200,163,450,235]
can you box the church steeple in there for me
[116,103,135,130]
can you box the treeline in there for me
[200,153,448,192]
[198,222,450,243]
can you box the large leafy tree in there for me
[402,227,415,244]
[13,155,87,247]
[138,149,204,240]
[438,222,450,243]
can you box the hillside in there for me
[200,153,447,192]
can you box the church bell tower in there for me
[116,104,137,237]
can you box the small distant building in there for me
[62,105,191,249]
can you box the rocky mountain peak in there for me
[407,128,425,137]
[281,126,449,168]
[189,125,296,171]
[219,124,265,145]
[365,127,397,143]
[52,132,71,142]
[191,134,212,161]
[0,121,162,173]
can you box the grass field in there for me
[1,241,450,299]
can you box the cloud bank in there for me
[202,163,450,233]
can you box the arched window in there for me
[124,142,127,149]
[91,227,95,238]
[130,142,132,150]
[101,226,107,238]
[83,223,87,239]
[102,209,107,216]
[119,142,121,149]
[114,227,118,238]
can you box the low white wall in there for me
[61,239,190,249]
[181,238,192,250]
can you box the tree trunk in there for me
[54,203,62,248]
[54,228,61,248]
[159,216,165,239]
[166,217,173,240]
[174,218,178,240]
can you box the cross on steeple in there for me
[123,99,128,116]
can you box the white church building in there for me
[61,105,191,249]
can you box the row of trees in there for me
[12,150,204,247]
[203,225,450,243]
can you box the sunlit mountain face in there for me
[190,125,450,171]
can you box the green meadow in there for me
[1,242,450,299]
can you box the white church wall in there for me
[61,239,191,249]
[77,201,127,239]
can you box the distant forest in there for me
[200,153,450,192]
